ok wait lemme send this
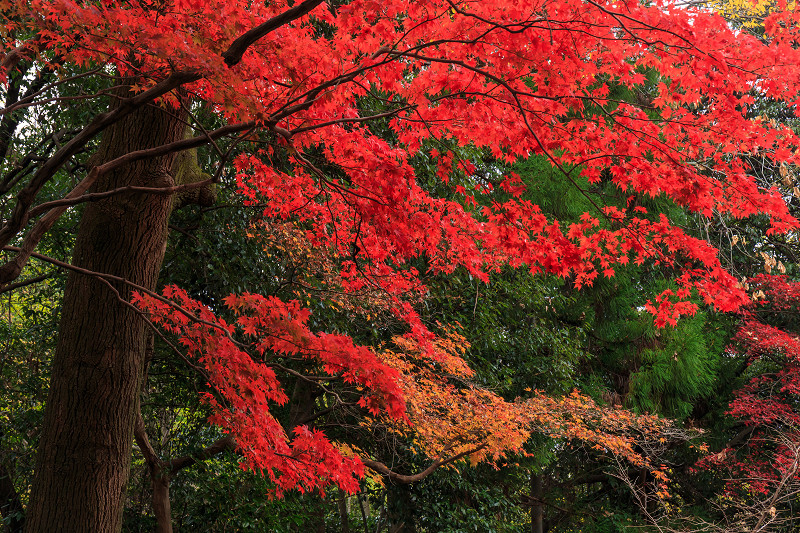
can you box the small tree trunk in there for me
[24,96,187,533]
[0,460,24,533]
[357,492,369,533]
[151,471,172,533]
[531,473,543,533]
[337,491,351,533]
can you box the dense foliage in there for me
[6,0,800,531]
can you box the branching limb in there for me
[166,435,237,476]
[0,121,252,286]
[362,445,486,484]
[222,0,326,66]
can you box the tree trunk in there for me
[24,96,187,533]
[531,473,543,533]
[0,460,24,533]
[337,490,351,533]
[151,471,172,533]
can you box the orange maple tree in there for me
[371,331,673,474]
[5,0,800,529]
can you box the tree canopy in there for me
[5,0,800,531]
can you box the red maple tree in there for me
[4,0,800,530]
[699,276,800,518]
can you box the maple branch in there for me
[271,363,355,410]
[0,246,235,342]
[361,444,486,484]
[89,271,212,381]
[289,106,415,136]
[445,0,543,33]
[166,435,237,475]
[583,0,701,52]
[299,153,388,207]
[0,69,200,251]
[0,273,53,295]
[0,121,254,286]
[222,0,325,66]
[27,179,216,217]
[297,404,342,426]
[269,45,410,127]
[180,102,227,159]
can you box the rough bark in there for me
[289,378,317,430]
[24,96,188,533]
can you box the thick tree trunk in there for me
[24,97,187,533]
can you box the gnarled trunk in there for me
[24,97,187,533]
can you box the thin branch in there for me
[0,67,109,118]
[88,272,210,379]
[0,121,253,286]
[28,178,217,217]
[166,435,236,475]
[1,246,233,339]
[289,106,415,136]
[361,445,486,484]
[0,273,52,295]
[0,69,201,250]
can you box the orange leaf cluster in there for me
[374,331,674,482]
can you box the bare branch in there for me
[361,445,486,484]
[166,435,237,475]
[28,179,216,216]
[0,273,52,295]
[0,246,233,338]
[0,70,201,250]
[222,0,325,66]
[0,121,253,286]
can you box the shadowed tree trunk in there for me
[134,401,236,533]
[0,459,24,533]
[24,95,189,533]
[531,473,543,533]
[337,490,351,533]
